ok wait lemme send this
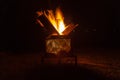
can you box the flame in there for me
[44,8,66,35]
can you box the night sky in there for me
[0,0,119,52]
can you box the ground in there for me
[0,48,120,80]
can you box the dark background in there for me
[0,0,119,53]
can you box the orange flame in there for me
[36,7,78,35]
[44,8,66,35]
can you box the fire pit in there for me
[36,7,78,64]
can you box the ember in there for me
[46,35,71,55]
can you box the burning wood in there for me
[36,8,78,36]
[36,11,59,35]
[62,24,79,35]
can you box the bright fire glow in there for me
[44,8,66,35]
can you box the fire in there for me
[55,8,65,34]
[36,7,78,35]
[44,8,66,35]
